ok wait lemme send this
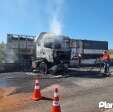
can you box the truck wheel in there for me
[39,62,48,74]
[49,65,58,75]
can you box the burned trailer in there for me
[6,34,35,71]
[32,32,71,74]
[70,39,108,66]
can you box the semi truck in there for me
[32,32,108,74]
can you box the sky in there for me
[0,0,113,48]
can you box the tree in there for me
[0,42,6,63]
[109,49,113,59]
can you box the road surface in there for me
[0,67,113,112]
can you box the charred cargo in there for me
[70,39,108,66]
[6,34,35,71]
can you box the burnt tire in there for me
[39,62,48,74]
[49,65,58,75]
[49,64,66,75]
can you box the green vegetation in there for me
[109,49,113,59]
[0,42,6,63]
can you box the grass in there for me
[110,53,113,59]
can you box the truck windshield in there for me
[44,42,53,48]
[54,42,61,49]
[44,41,61,49]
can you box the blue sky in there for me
[0,0,113,48]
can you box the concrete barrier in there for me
[0,63,20,72]
[0,62,32,72]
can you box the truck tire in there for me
[39,62,48,74]
[49,63,66,75]
[49,65,58,75]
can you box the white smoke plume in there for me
[47,0,64,35]
[4,48,17,63]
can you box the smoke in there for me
[5,49,17,63]
[4,45,18,63]
[48,0,64,35]
[0,44,17,63]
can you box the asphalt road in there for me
[0,67,113,112]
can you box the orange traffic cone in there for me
[32,79,42,101]
[51,88,61,112]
